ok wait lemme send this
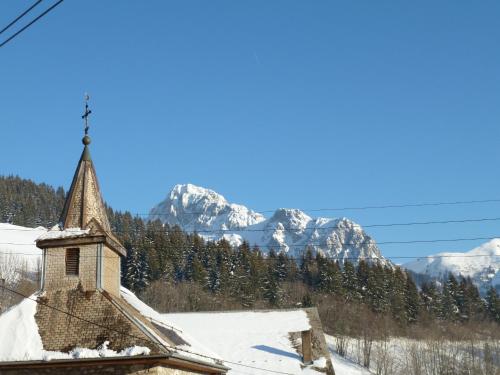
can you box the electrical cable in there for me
[0,0,43,36]
[0,0,63,48]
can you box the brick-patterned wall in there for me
[0,364,201,375]
[43,244,98,291]
[103,245,120,297]
[34,288,159,353]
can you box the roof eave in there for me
[36,234,126,257]
[0,354,229,373]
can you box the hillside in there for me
[0,176,65,228]
[404,239,500,293]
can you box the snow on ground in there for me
[163,309,325,375]
[0,224,46,282]
[330,352,372,375]
[325,334,500,375]
[325,335,372,375]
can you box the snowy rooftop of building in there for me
[0,288,221,368]
[0,287,332,374]
[36,226,90,241]
[164,309,331,375]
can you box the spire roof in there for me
[59,136,112,233]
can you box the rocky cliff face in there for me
[149,184,388,264]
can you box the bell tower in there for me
[36,96,125,297]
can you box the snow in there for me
[37,227,89,241]
[329,351,372,375]
[149,184,266,231]
[148,184,388,264]
[0,288,363,374]
[163,309,324,375]
[0,292,156,362]
[0,223,46,282]
[0,295,43,361]
[120,287,222,364]
[404,238,500,292]
[0,224,90,284]
[325,335,372,375]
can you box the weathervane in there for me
[81,93,92,135]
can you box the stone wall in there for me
[103,245,120,297]
[35,288,158,353]
[43,244,98,292]
[0,364,202,375]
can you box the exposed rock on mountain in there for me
[149,184,387,264]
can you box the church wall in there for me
[34,289,156,353]
[43,244,98,292]
[102,245,121,297]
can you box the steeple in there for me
[59,96,111,233]
[37,96,125,298]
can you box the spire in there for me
[59,96,111,233]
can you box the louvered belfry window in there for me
[65,248,80,276]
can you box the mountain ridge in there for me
[149,183,388,264]
[403,239,500,293]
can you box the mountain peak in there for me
[150,184,265,231]
[149,184,388,264]
[169,184,226,204]
[404,238,500,293]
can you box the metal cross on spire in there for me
[81,93,92,135]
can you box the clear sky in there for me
[1,1,500,259]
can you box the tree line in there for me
[112,211,500,326]
[1,175,499,331]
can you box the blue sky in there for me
[1,1,500,259]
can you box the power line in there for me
[0,248,499,261]
[0,284,295,375]
[0,0,43,36]
[146,216,500,233]
[0,0,64,48]
[143,197,500,216]
[3,215,500,235]
[2,234,500,248]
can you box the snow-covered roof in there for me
[0,294,151,362]
[0,288,221,369]
[0,288,332,374]
[36,227,89,241]
[164,309,332,374]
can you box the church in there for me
[0,103,335,375]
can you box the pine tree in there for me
[440,274,460,321]
[356,260,370,300]
[486,287,500,323]
[404,272,420,324]
[342,261,360,302]
[389,267,407,322]
[300,247,317,287]
[263,264,282,307]
[420,281,440,318]
[125,246,150,293]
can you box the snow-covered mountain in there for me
[149,184,265,231]
[403,239,500,293]
[149,184,388,263]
